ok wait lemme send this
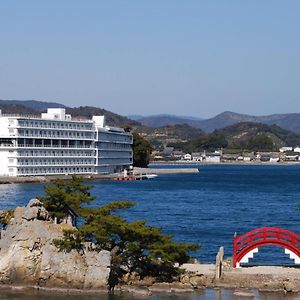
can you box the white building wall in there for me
[0,150,11,176]
[0,109,133,176]
[280,147,293,153]
[96,129,133,174]
[0,118,11,137]
[294,147,300,153]
[205,156,221,163]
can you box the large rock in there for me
[0,199,111,289]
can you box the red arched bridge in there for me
[233,227,300,268]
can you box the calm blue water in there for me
[2,164,300,265]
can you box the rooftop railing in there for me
[2,114,94,123]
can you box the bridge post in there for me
[215,246,224,280]
[233,232,237,268]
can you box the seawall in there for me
[0,174,114,185]
[133,167,199,175]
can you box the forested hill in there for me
[135,124,205,146]
[215,122,300,149]
[0,100,139,127]
[0,104,38,115]
[169,122,300,152]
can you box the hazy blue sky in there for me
[0,1,300,118]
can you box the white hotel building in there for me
[0,108,133,176]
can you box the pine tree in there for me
[38,175,95,221]
[40,176,199,282]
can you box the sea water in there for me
[1,164,300,299]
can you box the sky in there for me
[0,1,300,118]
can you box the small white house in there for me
[294,146,300,153]
[270,157,280,163]
[243,153,255,162]
[183,153,192,161]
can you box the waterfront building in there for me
[294,146,300,153]
[191,152,203,162]
[279,146,293,153]
[221,153,239,162]
[173,150,184,159]
[204,152,221,163]
[284,151,299,162]
[0,108,133,176]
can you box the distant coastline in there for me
[150,160,300,166]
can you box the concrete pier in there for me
[133,167,199,175]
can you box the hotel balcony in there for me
[16,133,95,140]
[11,162,96,167]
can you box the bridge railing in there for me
[233,227,300,267]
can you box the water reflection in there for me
[0,289,299,300]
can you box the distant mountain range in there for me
[0,99,139,128]
[129,114,203,128]
[132,111,300,133]
[2,99,300,135]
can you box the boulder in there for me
[189,274,208,287]
[0,199,111,290]
[22,198,50,221]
